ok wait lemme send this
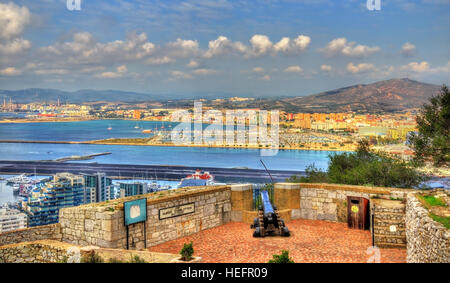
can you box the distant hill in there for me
[0,88,163,103]
[0,78,443,112]
[277,78,442,113]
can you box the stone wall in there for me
[0,240,75,263]
[59,186,231,250]
[0,240,179,263]
[298,184,391,222]
[371,199,406,248]
[0,224,61,247]
[406,193,450,263]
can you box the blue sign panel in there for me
[124,198,147,226]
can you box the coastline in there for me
[0,139,355,152]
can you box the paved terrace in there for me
[149,220,406,263]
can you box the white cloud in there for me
[273,35,311,54]
[401,61,430,72]
[96,65,128,78]
[34,69,68,75]
[401,42,416,57]
[284,65,303,73]
[0,67,21,76]
[346,63,376,74]
[146,56,175,65]
[250,35,273,56]
[170,70,193,80]
[40,32,155,64]
[192,68,218,75]
[204,36,248,58]
[320,64,332,72]
[252,67,265,73]
[320,38,380,57]
[0,38,31,54]
[261,75,271,81]
[166,38,200,58]
[0,3,31,40]
[187,60,200,68]
[203,34,310,58]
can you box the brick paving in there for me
[149,219,406,263]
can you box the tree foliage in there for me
[288,140,426,188]
[180,242,194,261]
[408,85,450,166]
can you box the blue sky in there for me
[0,0,449,98]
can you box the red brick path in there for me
[149,219,406,263]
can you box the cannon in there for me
[251,190,290,237]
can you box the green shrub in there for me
[81,251,104,263]
[268,250,294,263]
[287,140,426,189]
[180,242,194,261]
[430,214,450,229]
[129,255,146,263]
[108,257,124,263]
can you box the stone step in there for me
[375,234,406,241]
[375,242,406,249]
[373,219,406,226]
[373,212,405,221]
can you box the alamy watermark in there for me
[67,0,81,11]
[367,0,381,11]
[366,246,381,263]
[170,102,279,157]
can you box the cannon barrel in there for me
[261,190,274,215]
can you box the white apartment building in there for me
[0,207,27,233]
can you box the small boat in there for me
[6,174,32,185]
[178,170,215,188]
[142,129,152,134]
[12,184,20,195]
[107,127,112,131]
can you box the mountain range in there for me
[0,78,443,112]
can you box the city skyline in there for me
[0,0,449,98]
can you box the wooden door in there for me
[347,196,370,230]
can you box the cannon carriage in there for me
[251,190,290,237]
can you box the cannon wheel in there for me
[258,210,265,237]
[281,226,290,237]
[253,227,262,237]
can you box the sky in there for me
[0,0,449,98]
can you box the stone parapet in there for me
[406,193,449,263]
[231,184,253,222]
[0,224,61,247]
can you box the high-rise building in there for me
[0,206,27,233]
[83,173,114,203]
[22,173,84,227]
[119,182,148,198]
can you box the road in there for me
[0,160,304,183]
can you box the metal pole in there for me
[126,225,129,250]
[143,221,147,249]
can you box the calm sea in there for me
[0,120,334,170]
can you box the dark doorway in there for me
[347,196,370,230]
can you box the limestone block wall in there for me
[274,183,301,219]
[0,224,61,247]
[230,184,253,222]
[59,186,231,250]
[299,184,378,222]
[0,240,179,263]
[0,240,76,263]
[406,193,450,263]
